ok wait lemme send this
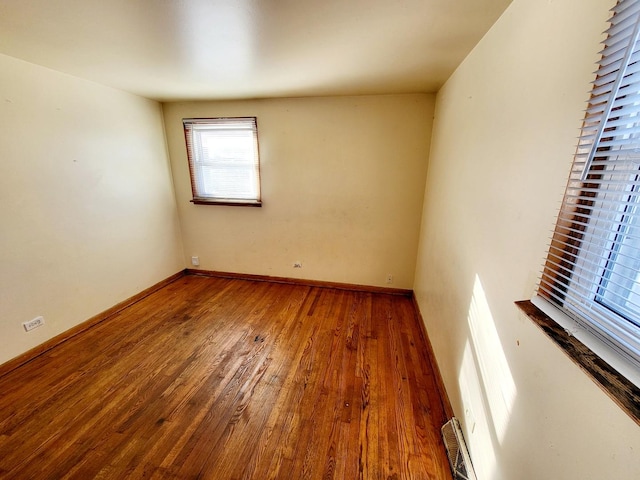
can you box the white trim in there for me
[531,295,640,388]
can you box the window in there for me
[534,0,640,386]
[183,117,261,206]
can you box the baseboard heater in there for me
[441,418,477,480]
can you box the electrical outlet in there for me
[23,316,44,332]
[463,398,476,434]
[293,262,302,268]
[386,274,393,284]
[191,256,200,267]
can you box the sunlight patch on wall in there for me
[457,275,518,479]
[467,274,517,442]
[459,340,497,479]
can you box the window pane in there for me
[183,117,261,204]
[536,0,640,368]
[598,184,640,325]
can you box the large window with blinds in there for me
[534,0,640,383]
[183,117,262,206]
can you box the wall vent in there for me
[441,417,477,480]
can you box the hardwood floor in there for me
[0,275,453,479]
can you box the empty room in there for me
[1,0,639,479]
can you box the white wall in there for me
[0,54,184,365]
[414,0,640,479]
[163,95,433,289]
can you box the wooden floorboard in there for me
[0,275,452,480]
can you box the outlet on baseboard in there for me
[23,316,44,332]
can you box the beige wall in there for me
[163,95,433,289]
[0,54,184,365]
[414,0,640,479]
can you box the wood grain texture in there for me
[0,270,186,379]
[0,275,452,479]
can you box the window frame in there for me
[558,165,640,368]
[182,117,262,207]
[520,0,640,424]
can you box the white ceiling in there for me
[0,0,512,102]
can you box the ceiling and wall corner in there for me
[0,0,512,101]
[413,0,640,478]
[0,53,185,365]
[0,1,515,364]
[16,3,640,480]
[163,94,434,289]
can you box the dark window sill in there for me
[190,199,262,207]
[515,300,640,426]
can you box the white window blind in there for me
[537,0,640,371]
[183,117,261,205]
